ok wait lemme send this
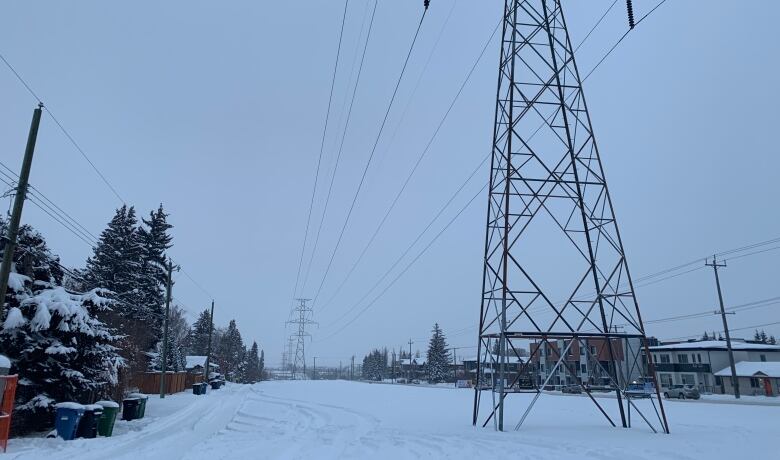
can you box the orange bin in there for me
[0,375,18,453]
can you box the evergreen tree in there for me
[187,309,213,356]
[240,342,263,383]
[426,323,450,383]
[754,330,762,342]
[702,331,710,341]
[769,335,777,345]
[216,320,244,380]
[760,330,769,344]
[83,206,149,377]
[136,204,173,341]
[361,349,386,381]
[0,220,122,435]
[259,349,265,380]
[150,304,188,372]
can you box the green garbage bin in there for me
[95,400,120,437]
[129,393,148,418]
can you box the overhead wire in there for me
[0,51,126,204]
[300,0,379,294]
[319,6,502,312]
[290,0,351,307]
[309,3,431,305]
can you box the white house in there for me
[185,356,219,375]
[649,340,780,394]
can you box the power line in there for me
[0,51,126,204]
[290,0,351,306]
[318,8,502,312]
[309,4,430,305]
[317,181,486,342]
[300,0,378,294]
[323,153,488,330]
[1,168,215,306]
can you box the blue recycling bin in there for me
[54,402,85,441]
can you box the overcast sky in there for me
[1,1,779,367]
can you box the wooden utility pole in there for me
[203,300,215,381]
[706,255,739,398]
[313,356,317,380]
[350,355,355,381]
[0,104,43,318]
[159,260,176,398]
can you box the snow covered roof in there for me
[186,356,219,370]
[715,362,780,378]
[400,358,425,366]
[0,354,10,369]
[650,340,780,352]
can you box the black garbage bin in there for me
[210,380,220,390]
[75,404,104,438]
[121,398,141,421]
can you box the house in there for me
[648,340,780,394]
[185,356,220,376]
[714,362,780,397]
[399,357,426,381]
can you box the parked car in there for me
[625,381,655,399]
[561,384,582,394]
[664,385,700,400]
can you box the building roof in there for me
[649,340,780,352]
[714,361,780,378]
[400,358,425,366]
[185,355,219,370]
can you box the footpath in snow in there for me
[8,380,779,459]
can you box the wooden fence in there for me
[132,372,203,395]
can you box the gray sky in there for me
[1,1,779,367]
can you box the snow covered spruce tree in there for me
[426,323,450,383]
[361,349,386,381]
[216,319,244,380]
[186,309,212,355]
[83,205,174,384]
[241,341,263,383]
[150,305,189,372]
[0,220,122,435]
[137,204,173,336]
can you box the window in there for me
[715,376,722,385]
[697,354,702,363]
[590,346,597,356]
[750,378,760,388]
[660,374,673,387]
[677,354,689,364]
[760,355,767,362]
[659,354,671,364]
[681,374,695,386]
[581,364,587,374]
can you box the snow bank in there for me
[0,354,10,368]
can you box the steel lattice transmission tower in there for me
[472,0,669,433]
[288,298,317,379]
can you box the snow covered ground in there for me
[7,380,779,459]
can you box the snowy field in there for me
[7,380,778,459]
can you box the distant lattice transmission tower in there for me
[472,0,669,433]
[287,298,317,379]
